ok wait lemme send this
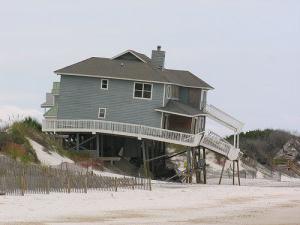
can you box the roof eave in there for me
[154,108,207,118]
[54,72,213,89]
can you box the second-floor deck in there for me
[42,119,240,160]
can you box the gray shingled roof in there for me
[55,51,213,89]
[155,100,205,117]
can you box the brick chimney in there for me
[151,45,165,70]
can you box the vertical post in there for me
[145,142,151,179]
[198,147,202,183]
[96,134,100,157]
[46,167,50,194]
[100,134,104,157]
[233,133,236,148]
[21,169,25,196]
[84,172,88,193]
[114,177,118,192]
[151,142,155,177]
[148,177,152,191]
[76,133,80,151]
[186,148,191,183]
[232,161,235,185]
[195,147,201,184]
[67,176,71,193]
[132,178,135,190]
[237,160,241,186]
[219,157,226,185]
[142,140,148,178]
[203,148,207,184]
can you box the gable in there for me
[112,50,149,63]
[114,52,144,62]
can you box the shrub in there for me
[2,143,35,163]
[22,117,42,131]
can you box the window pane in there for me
[134,90,143,98]
[166,85,171,99]
[143,91,151,99]
[144,84,152,91]
[135,83,143,90]
[101,80,108,89]
[99,108,106,118]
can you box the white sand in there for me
[28,138,73,166]
[19,140,300,224]
[1,182,300,225]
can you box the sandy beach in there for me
[1,182,300,225]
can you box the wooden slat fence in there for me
[0,156,151,195]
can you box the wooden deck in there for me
[42,119,240,160]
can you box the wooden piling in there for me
[219,157,226,185]
[203,148,207,184]
[232,161,235,185]
[114,177,118,192]
[237,160,241,186]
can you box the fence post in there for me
[21,170,25,196]
[148,177,152,191]
[67,176,71,194]
[114,177,118,192]
[84,173,88,194]
[132,178,134,190]
[46,167,50,194]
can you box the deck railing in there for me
[42,119,240,160]
[200,131,238,160]
[205,104,244,132]
[42,119,200,147]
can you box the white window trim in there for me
[98,107,107,119]
[133,82,153,100]
[166,85,172,99]
[200,90,207,110]
[100,79,109,90]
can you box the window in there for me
[166,85,172,99]
[98,108,106,119]
[101,79,108,90]
[200,90,207,110]
[166,85,179,100]
[133,82,152,99]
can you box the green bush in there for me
[22,117,42,131]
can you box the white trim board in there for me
[111,50,147,63]
[155,109,207,118]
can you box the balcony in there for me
[42,119,240,160]
[51,82,60,95]
[41,93,55,108]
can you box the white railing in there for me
[205,104,244,132]
[200,131,239,160]
[42,119,199,147]
[42,119,240,160]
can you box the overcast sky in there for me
[0,0,299,134]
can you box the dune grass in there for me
[0,117,89,163]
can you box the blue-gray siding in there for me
[179,87,189,104]
[57,76,164,128]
